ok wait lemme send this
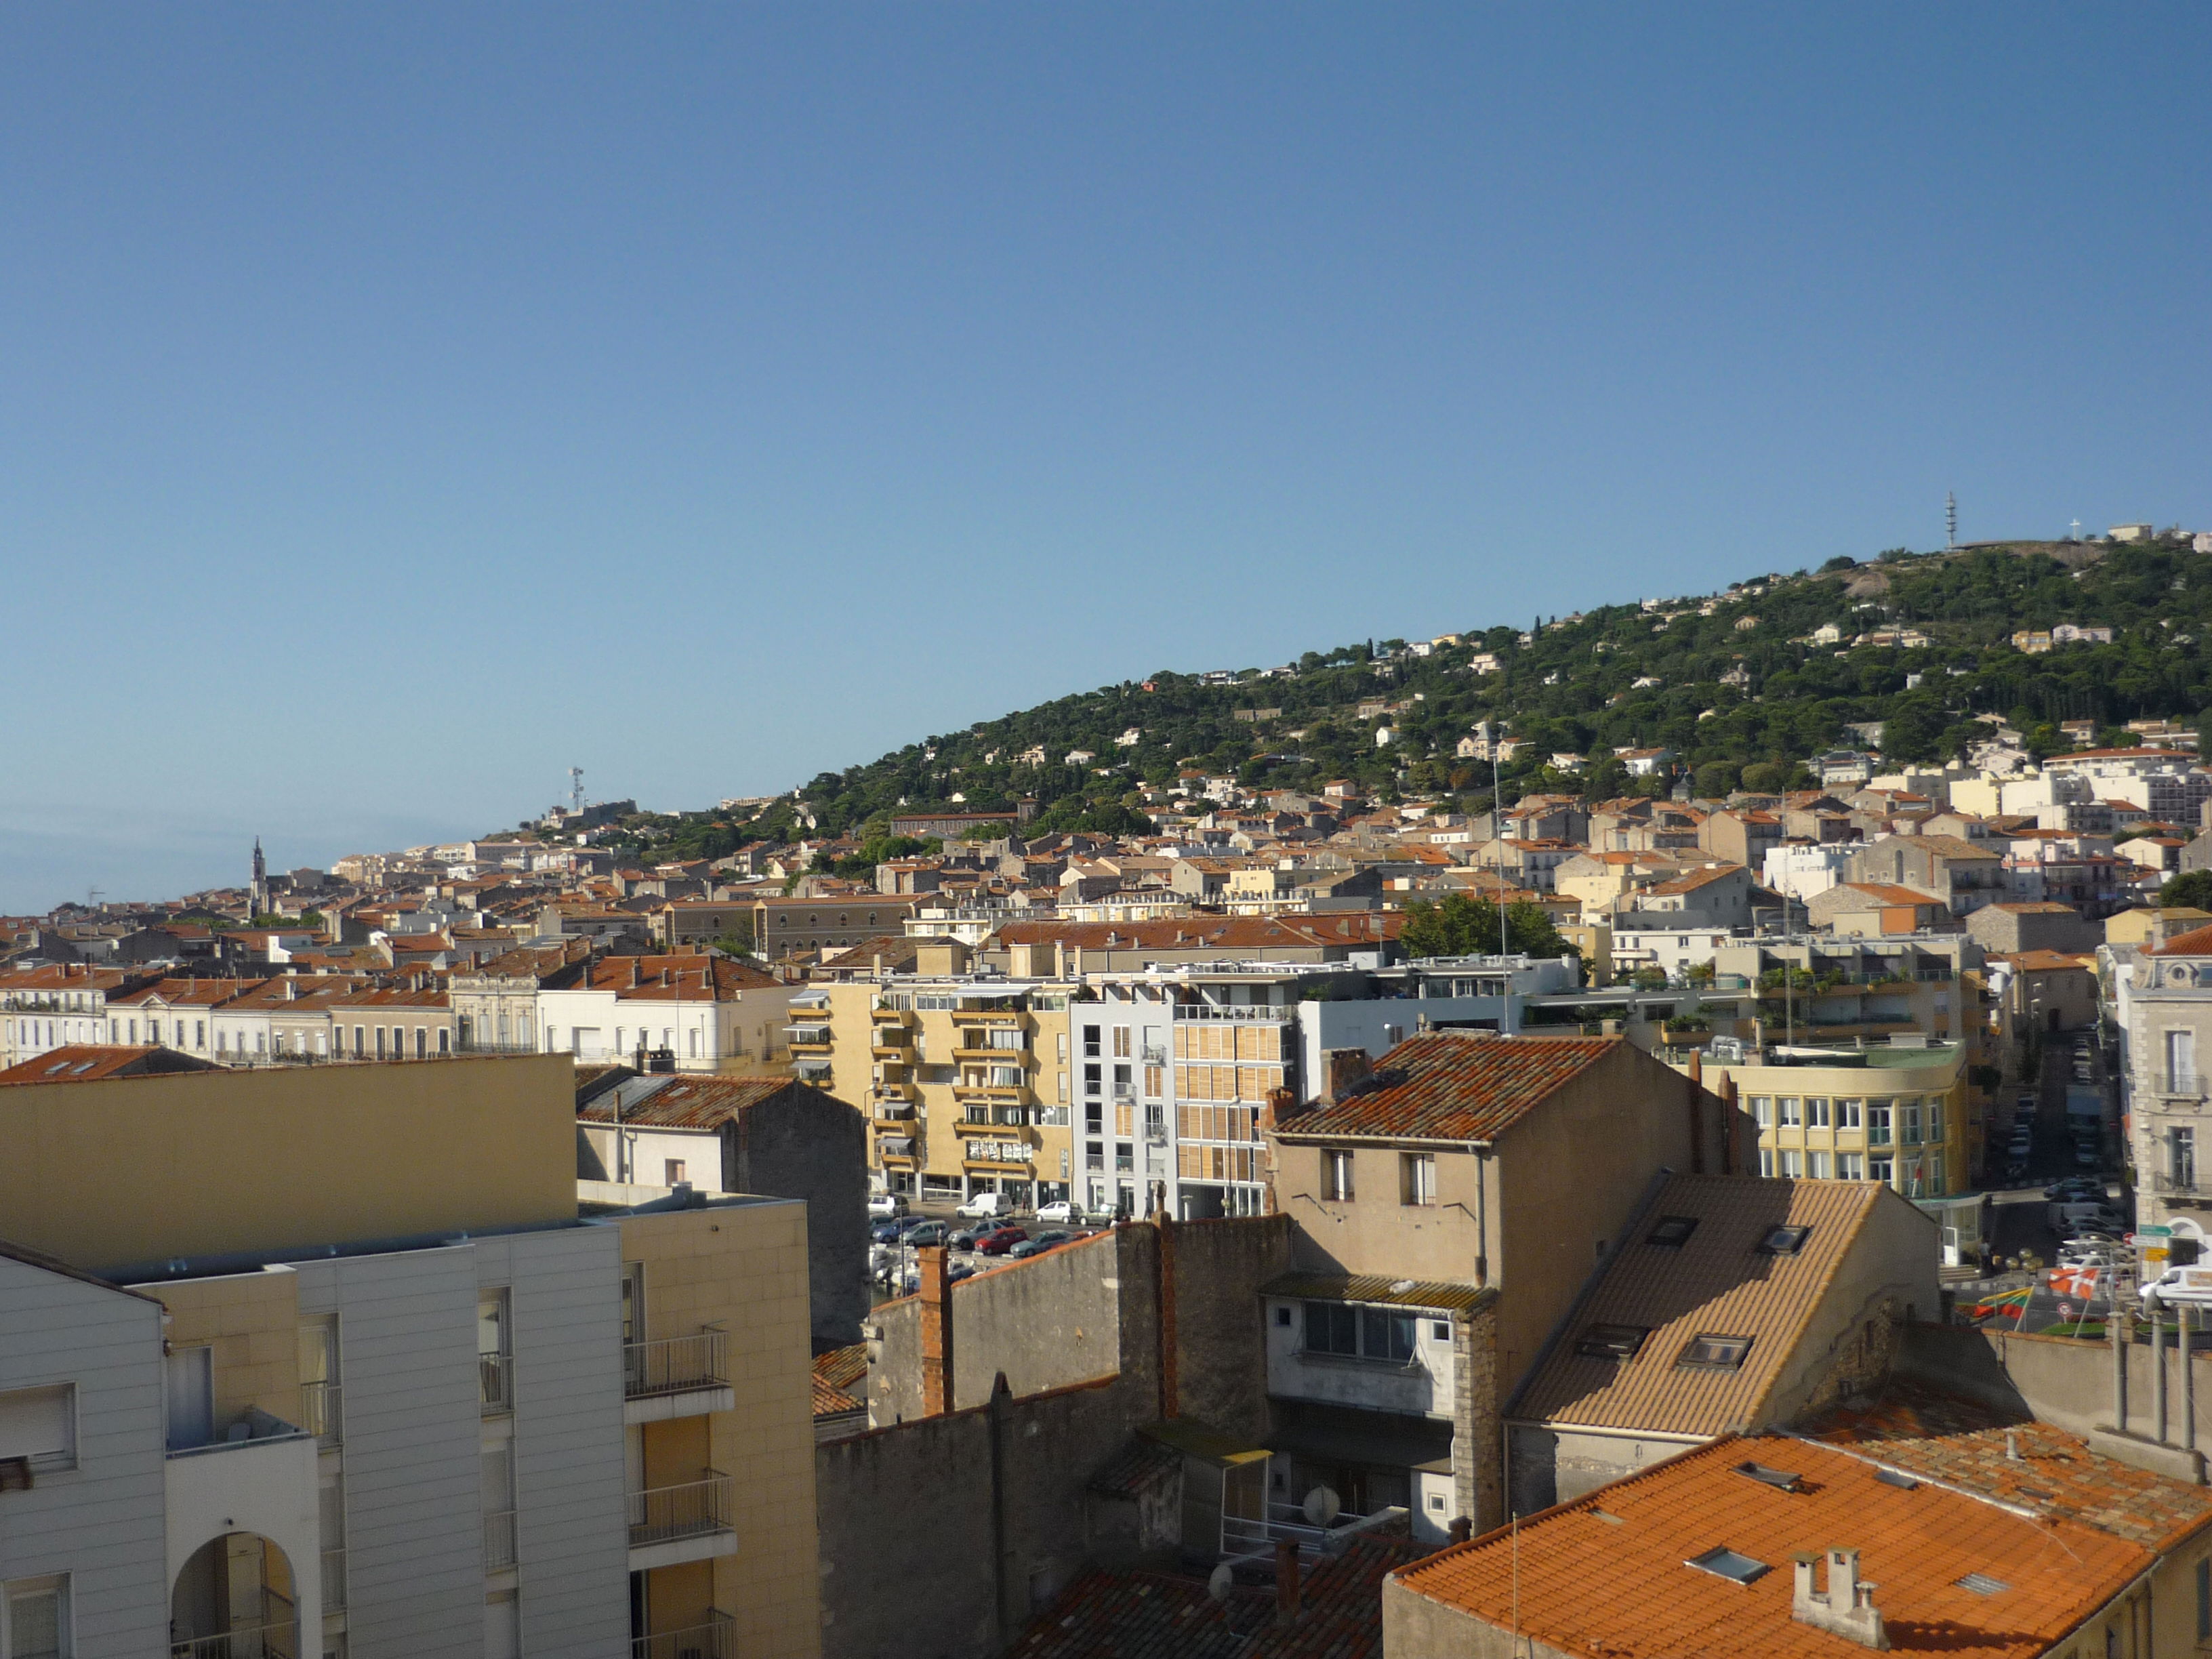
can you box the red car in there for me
[975,1225,1029,1256]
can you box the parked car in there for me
[947,1265,977,1285]
[2017,1093,2038,1113]
[2074,1143,2102,1168]
[2045,1176,2105,1202]
[1034,1200,1087,1225]
[1007,1229,1072,1260]
[956,1191,1013,1221]
[905,1221,950,1247]
[976,1225,1029,1255]
[2049,1200,2127,1234]
[949,1224,994,1250]
[869,1218,908,1244]
[867,1193,907,1219]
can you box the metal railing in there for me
[172,1591,295,1659]
[484,1509,518,1571]
[2151,1172,2212,1198]
[623,1331,729,1399]
[2160,1071,2207,1097]
[300,1380,341,1448]
[320,1549,346,1612]
[627,1472,734,1549]
[478,1352,512,1414]
[632,1610,735,1659]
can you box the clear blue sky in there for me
[5,5,2209,910]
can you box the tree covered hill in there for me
[608,534,2212,855]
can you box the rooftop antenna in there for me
[569,766,585,814]
[1945,491,1957,550]
[87,887,103,911]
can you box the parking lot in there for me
[1984,1029,2121,1272]
[867,1200,1113,1301]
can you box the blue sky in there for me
[4,5,2209,909]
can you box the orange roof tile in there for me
[1274,1031,1618,1144]
[1390,1434,2148,1658]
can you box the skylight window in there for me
[1647,1215,1700,1248]
[1955,1572,2009,1596]
[1676,1333,1753,1372]
[1874,1467,1919,1490]
[1685,1547,1769,1584]
[1575,1324,1650,1361]
[1734,1461,1801,1492]
[1758,1225,1812,1256]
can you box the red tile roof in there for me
[0,1044,220,1084]
[1274,1032,1619,1144]
[1390,1433,2148,1659]
[579,1076,832,1128]
[812,1344,867,1416]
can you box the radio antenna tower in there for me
[1945,492,1957,550]
[569,767,585,814]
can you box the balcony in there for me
[479,1352,512,1414]
[2151,1172,2212,1202]
[952,1081,1031,1103]
[872,1101,916,1123]
[872,1036,916,1057]
[785,1027,833,1053]
[634,1611,736,1659]
[2156,1071,2208,1101]
[484,1509,517,1572]
[628,1471,738,1570]
[872,1005,912,1024]
[1141,1044,1167,1065]
[171,1590,296,1659]
[623,1331,735,1423]
[954,1041,1029,1063]
[950,1008,1025,1027]
[300,1380,340,1448]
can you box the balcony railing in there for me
[171,1591,295,1659]
[2158,1071,2207,1098]
[628,1472,734,1549]
[633,1610,736,1659]
[479,1352,512,1414]
[2151,1172,2212,1200]
[300,1380,341,1448]
[623,1331,729,1399]
[484,1509,518,1571]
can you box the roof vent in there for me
[1734,1461,1802,1492]
[1955,1572,2007,1597]
[1872,1467,1918,1490]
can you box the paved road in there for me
[1987,1031,2118,1271]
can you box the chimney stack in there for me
[1273,1537,1302,1626]
[1791,1550,1887,1650]
[1321,1048,1373,1105]
[919,1244,954,1417]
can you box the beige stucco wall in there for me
[0,1054,578,1271]
[156,1267,306,1431]
[617,1202,822,1659]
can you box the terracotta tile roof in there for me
[811,1343,867,1416]
[2148,923,2212,957]
[1645,863,1748,895]
[1273,1032,1620,1144]
[1017,1532,1420,1659]
[1085,1434,1183,1498]
[1509,1176,1891,1437]
[1828,882,1946,907]
[1801,1380,2212,1551]
[578,1076,826,1128]
[0,1044,220,1084]
[575,954,778,1000]
[1389,1433,2148,1659]
[993,916,1401,952]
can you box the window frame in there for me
[1,1573,70,1659]
[1676,1332,1753,1371]
[1323,1149,1355,1203]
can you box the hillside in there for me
[609,534,2212,856]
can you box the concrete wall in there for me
[1757,1188,1938,1425]
[1383,1578,1570,1659]
[155,1267,307,1433]
[0,1055,579,1271]
[733,1086,869,1349]
[0,1254,169,1659]
[1898,1319,2212,1451]
[815,1373,1151,1659]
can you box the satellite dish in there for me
[1303,1485,1342,1527]
[1207,1563,1235,1603]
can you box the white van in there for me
[956,1191,1012,1221]
[2048,1199,2125,1233]
[2142,1265,2212,1309]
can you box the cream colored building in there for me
[0,1054,821,1659]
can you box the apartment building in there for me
[0,963,149,1067]
[2114,922,2212,1234]
[746,897,921,958]
[1847,834,2008,918]
[0,1056,821,1659]
[537,955,798,1071]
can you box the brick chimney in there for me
[1273,1537,1302,1626]
[1263,1084,1306,1131]
[919,1244,954,1416]
[1320,1048,1373,1105]
[1792,1550,1887,1650]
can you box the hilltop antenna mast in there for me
[1946,492,1957,550]
[569,766,585,814]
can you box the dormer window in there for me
[1758,1225,1812,1256]
[1677,1333,1753,1371]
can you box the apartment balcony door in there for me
[2175,1128,2198,1191]
[165,1347,213,1452]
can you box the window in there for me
[0,1386,74,1473]
[1432,1320,1450,1341]
[1083,1064,1101,1095]
[1837,1152,1864,1179]
[2,1576,67,1659]
[478,1291,512,1413]
[1758,1148,1776,1176]
[1867,1105,1891,1145]
[1324,1150,1355,1202]
[1750,1095,1773,1127]
[1677,1333,1753,1371]
[1083,1025,1101,1059]
[1838,1098,1863,1130]
[1759,1225,1811,1256]
[1113,1027,1130,1058]
[1647,1215,1699,1248]
[1869,1154,1893,1186]
[1900,1102,1923,1145]
[1685,1547,1768,1584]
[1778,1149,1803,1177]
[1805,1098,1830,1129]
[1303,1303,1415,1363]
[1576,1324,1650,1360]
[1807,1151,1830,1179]
[1401,1153,1437,1207]
[1275,1306,1292,1328]
[1778,1098,1803,1128]
[663,1160,687,1185]
[1927,1098,1944,1140]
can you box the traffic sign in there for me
[2141,1225,2175,1238]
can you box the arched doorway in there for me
[170,1533,298,1658]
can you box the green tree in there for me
[2159,871,2212,912]
[1401,894,1576,960]
[1692,761,1740,798]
